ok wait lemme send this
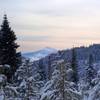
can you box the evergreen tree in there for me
[71,47,78,84]
[16,52,22,67]
[48,55,51,80]
[40,60,82,100]
[40,60,66,100]
[38,59,46,81]
[58,60,66,100]
[0,15,19,80]
[86,54,96,87]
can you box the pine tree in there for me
[58,60,66,100]
[38,59,46,81]
[86,54,96,87]
[48,55,51,80]
[71,47,78,84]
[0,15,19,80]
[40,60,82,100]
[40,60,66,100]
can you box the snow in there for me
[4,64,10,68]
[0,75,4,83]
[87,82,100,100]
[0,45,100,99]
[40,90,56,100]
[19,79,26,87]
[0,95,4,100]
[0,88,4,100]
[0,74,7,84]
[5,86,19,95]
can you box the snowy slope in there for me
[1,45,100,100]
[22,47,57,61]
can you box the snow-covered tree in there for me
[48,55,52,80]
[86,54,96,87]
[13,58,44,99]
[38,59,46,81]
[71,47,78,84]
[40,60,82,100]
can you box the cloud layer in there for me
[0,0,100,51]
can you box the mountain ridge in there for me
[22,47,57,61]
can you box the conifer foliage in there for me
[86,54,96,87]
[71,47,78,84]
[38,59,46,81]
[0,15,19,80]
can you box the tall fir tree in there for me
[59,60,66,100]
[38,59,46,81]
[48,55,51,80]
[71,47,78,84]
[86,54,96,87]
[0,15,19,80]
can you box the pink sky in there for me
[0,0,100,51]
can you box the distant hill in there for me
[60,44,100,61]
[22,47,57,61]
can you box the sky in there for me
[0,0,100,52]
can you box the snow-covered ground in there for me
[22,47,57,61]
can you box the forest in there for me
[0,15,100,100]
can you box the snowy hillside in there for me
[22,47,57,61]
[0,44,100,100]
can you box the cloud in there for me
[17,34,52,41]
[1,0,100,51]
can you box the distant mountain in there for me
[22,47,57,61]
